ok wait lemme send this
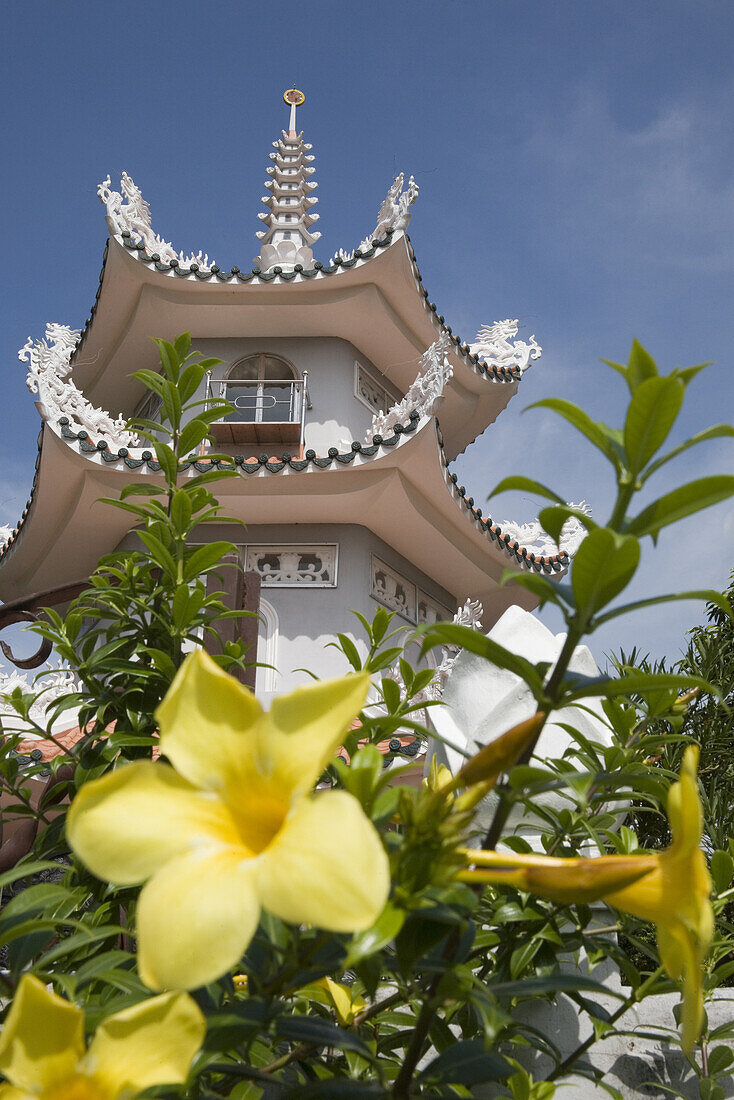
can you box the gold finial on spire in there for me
[284,87,305,136]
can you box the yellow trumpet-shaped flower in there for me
[460,746,713,1052]
[0,974,204,1100]
[67,651,390,992]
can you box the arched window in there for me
[226,354,297,424]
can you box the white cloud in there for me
[522,86,734,272]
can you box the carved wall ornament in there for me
[244,544,338,587]
[470,319,542,375]
[354,362,391,416]
[19,324,138,447]
[98,172,214,271]
[370,556,452,627]
[498,501,591,558]
[366,334,453,442]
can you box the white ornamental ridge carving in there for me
[371,172,419,240]
[0,524,12,548]
[98,173,214,271]
[470,319,542,375]
[366,333,453,442]
[498,501,591,558]
[18,324,138,448]
[0,668,78,731]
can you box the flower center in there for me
[229,787,290,855]
[44,1075,111,1100]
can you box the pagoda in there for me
[0,89,579,704]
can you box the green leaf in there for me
[624,376,684,474]
[710,850,734,895]
[381,676,401,711]
[183,542,235,583]
[179,419,210,456]
[642,424,734,482]
[565,671,715,704]
[489,476,565,506]
[526,399,624,471]
[571,528,640,618]
[626,340,659,392]
[489,973,625,999]
[419,1041,510,1085]
[537,505,596,546]
[626,476,734,539]
[153,443,178,484]
[500,571,570,610]
[274,1015,371,1057]
[593,589,733,628]
[153,338,180,383]
[136,531,178,576]
[345,903,406,966]
[510,937,543,979]
[173,331,191,359]
[335,633,362,671]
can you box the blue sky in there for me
[3,1,734,665]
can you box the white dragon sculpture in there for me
[367,333,452,442]
[497,502,591,558]
[19,323,137,448]
[98,172,213,271]
[470,319,542,374]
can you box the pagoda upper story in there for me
[255,88,320,274]
[0,89,567,606]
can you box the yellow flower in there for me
[67,651,390,992]
[460,746,713,1052]
[307,977,367,1027]
[0,974,204,1100]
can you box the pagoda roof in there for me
[0,411,567,610]
[67,224,527,463]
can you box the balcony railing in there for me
[204,373,311,448]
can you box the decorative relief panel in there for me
[244,545,337,587]
[355,362,391,415]
[370,556,451,625]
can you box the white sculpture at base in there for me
[98,173,214,271]
[367,334,452,442]
[470,319,541,374]
[428,604,612,847]
[19,324,137,448]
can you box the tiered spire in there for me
[255,88,320,273]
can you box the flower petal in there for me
[667,744,702,855]
[85,991,205,1093]
[155,649,264,793]
[137,850,261,990]
[257,790,390,932]
[264,674,371,796]
[67,762,241,885]
[0,975,83,1091]
[657,923,703,1054]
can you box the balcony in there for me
[205,373,311,449]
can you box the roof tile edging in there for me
[0,413,568,576]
